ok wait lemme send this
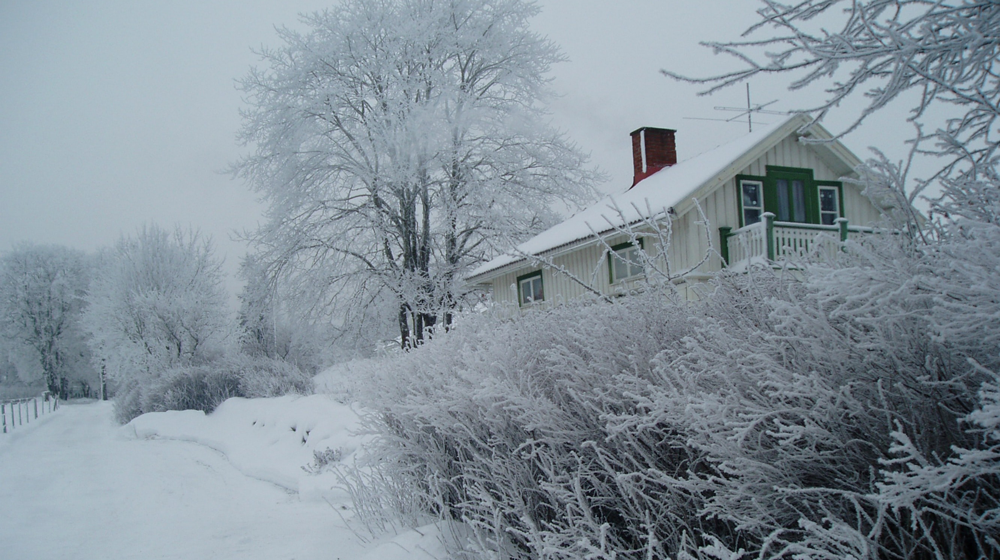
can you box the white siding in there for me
[489,233,666,310]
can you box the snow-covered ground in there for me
[0,397,451,560]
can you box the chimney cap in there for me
[630,126,677,136]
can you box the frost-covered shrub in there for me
[111,353,313,422]
[231,354,313,398]
[112,378,145,424]
[350,171,1000,560]
[141,365,241,415]
[348,292,710,556]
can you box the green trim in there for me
[608,238,644,284]
[516,270,543,307]
[765,166,814,223]
[737,167,843,227]
[816,181,845,224]
[765,165,816,177]
[719,227,732,267]
[764,212,775,261]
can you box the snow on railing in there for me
[723,221,767,267]
[1,394,59,434]
[773,222,840,261]
[722,214,875,268]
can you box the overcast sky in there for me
[0,0,918,296]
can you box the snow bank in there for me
[123,392,467,558]
[126,394,367,503]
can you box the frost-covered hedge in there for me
[114,354,314,422]
[349,182,1000,559]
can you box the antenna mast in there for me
[684,84,786,132]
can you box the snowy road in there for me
[0,401,366,560]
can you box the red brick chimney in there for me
[630,127,676,187]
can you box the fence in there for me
[2,394,59,434]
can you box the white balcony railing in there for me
[721,213,875,269]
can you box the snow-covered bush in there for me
[230,353,313,399]
[349,172,1000,559]
[116,353,313,422]
[141,365,242,415]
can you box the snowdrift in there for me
[127,394,366,502]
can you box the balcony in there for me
[720,212,874,269]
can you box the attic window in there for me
[517,270,544,306]
[609,239,644,284]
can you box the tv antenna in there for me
[684,84,786,132]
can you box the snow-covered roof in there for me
[467,114,821,282]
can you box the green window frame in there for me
[736,166,843,227]
[817,183,844,225]
[517,270,544,306]
[739,179,765,227]
[608,239,644,284]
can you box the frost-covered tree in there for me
[86,225,230,420]
[0,244,92,398]
[236,254,281,360]
[236,254,339,372]
[665,0,1000,204]
[235,0,598,348]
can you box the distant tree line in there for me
[1,225,315,421]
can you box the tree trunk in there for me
[398,303,412,349]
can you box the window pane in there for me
[626,247,643,277]
[819,187,839,225]
[611,246,644,282]
[614,257,628,282]
[792,180,806,222]
[743,183,760,208]
[520,275,543,304]
[630,260,643,278]
[741,181,765,226]
[776,179,789,221]
[820,188,837,212]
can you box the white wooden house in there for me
[466,114,885,306]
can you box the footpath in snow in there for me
[0,398,451,560]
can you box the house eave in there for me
[466,231,612,285]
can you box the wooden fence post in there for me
[18,400,23,426]
[2,403,6,433]
[34,398,39,419]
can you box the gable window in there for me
[740,180,764,225]
[609,239,644,284]
[818,185,841,225]
[737,166,843,227]
[517,270,544,306]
